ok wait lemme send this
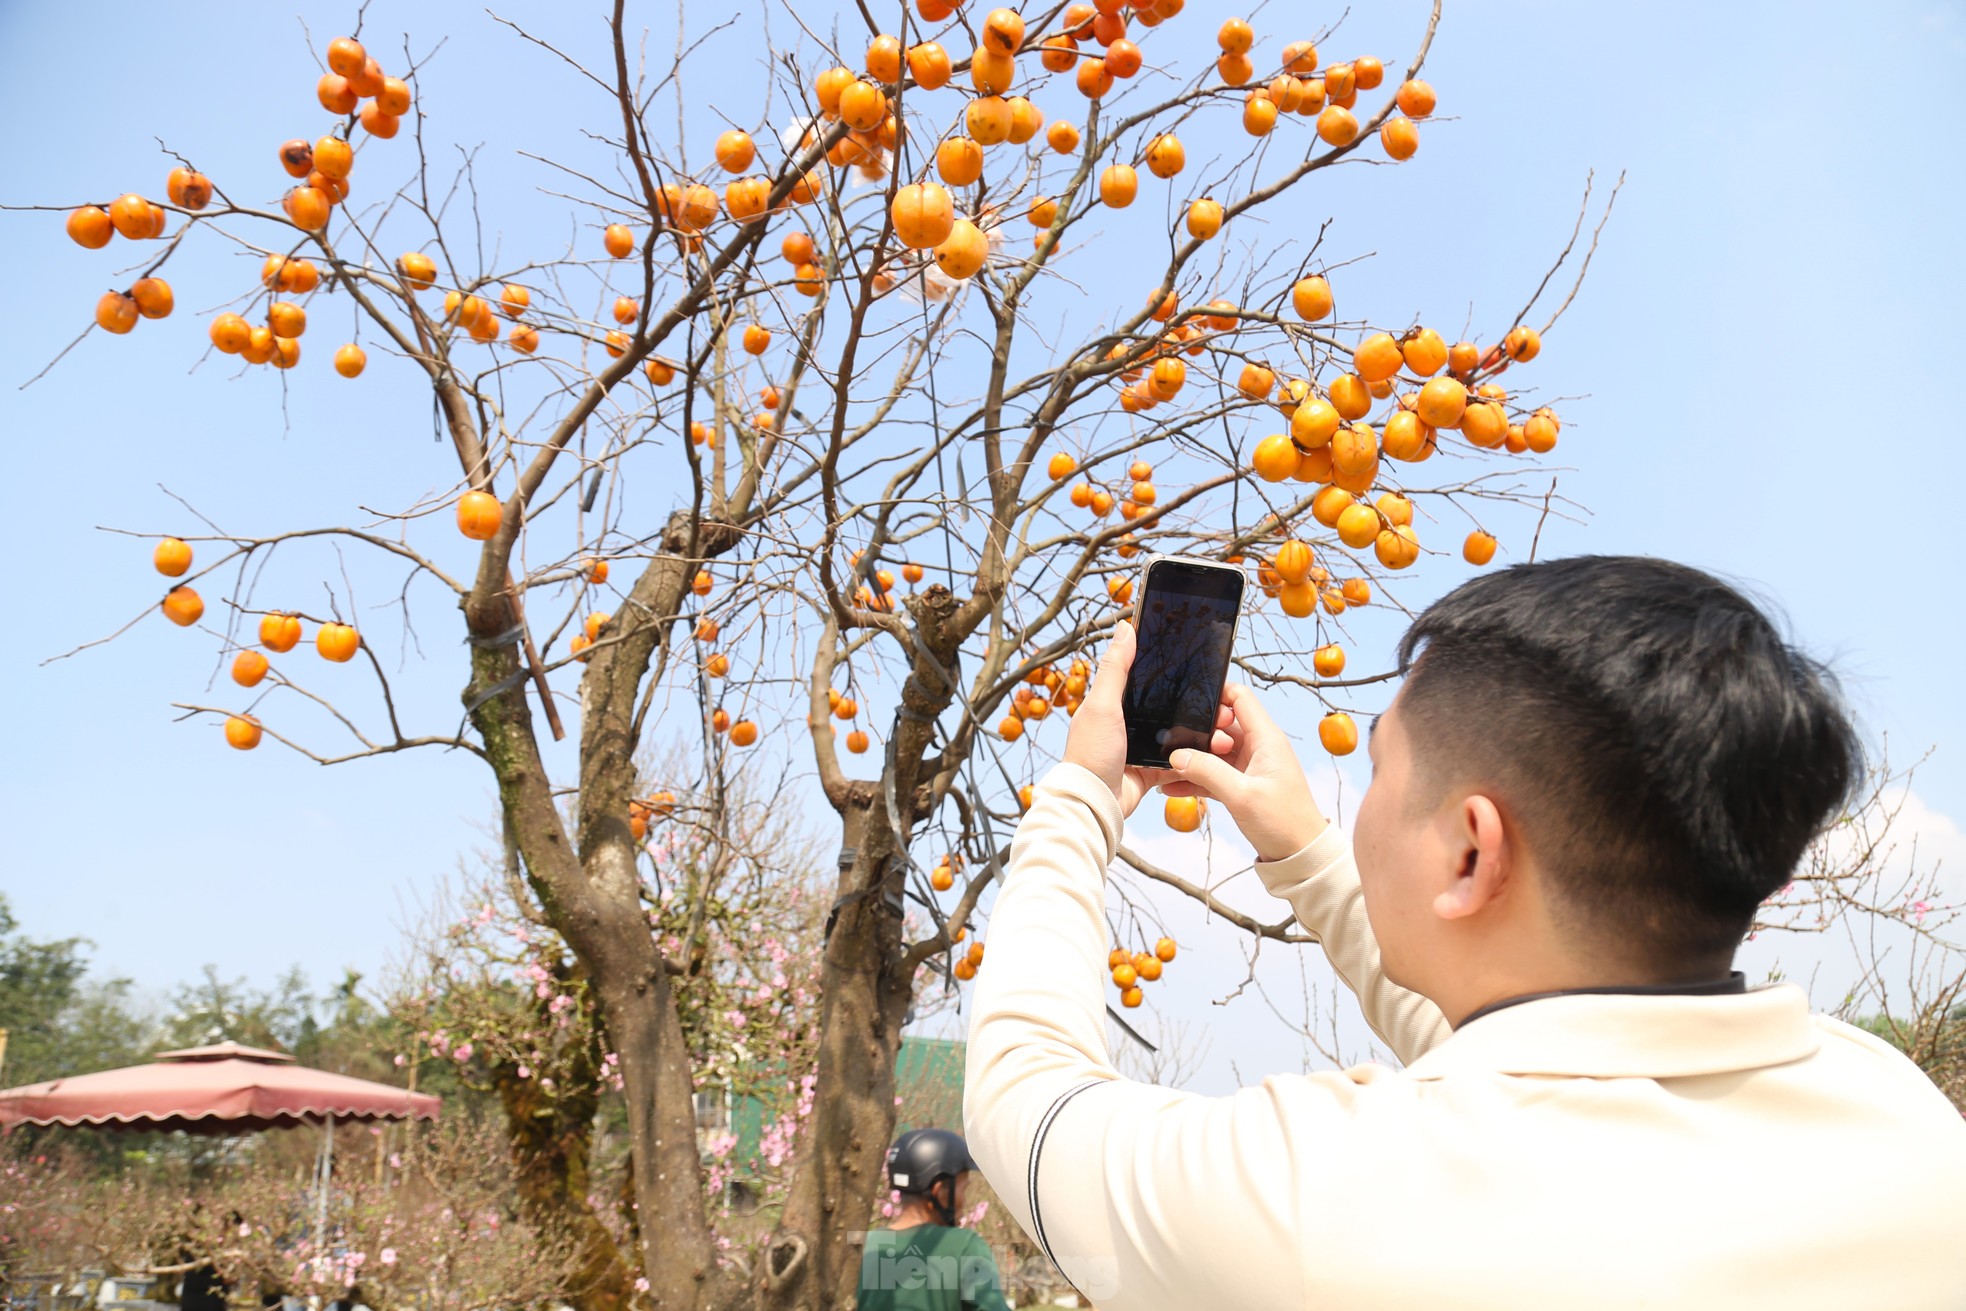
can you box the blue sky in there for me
[2,0,1962,1083]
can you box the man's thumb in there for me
[1166,747,1244,802]
[1090,621,1135,705]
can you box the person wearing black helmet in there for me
[856,1127,1011,1311]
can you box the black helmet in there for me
[885,1128,976,1197]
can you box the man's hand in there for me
[1159,683,1329,862]
[1061,622,1234,817]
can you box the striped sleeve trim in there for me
[1027,1078,1106,1272]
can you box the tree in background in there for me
[17,1,1624,1304]
[2,1112,586,1311]
[0,897,150,1088]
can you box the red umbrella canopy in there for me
[0,1041,440,1134]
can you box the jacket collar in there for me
[1401,982,1819,1081]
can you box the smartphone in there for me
[1122,554,1246,768]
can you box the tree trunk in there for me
[492,1016,633,1311]
[465,518,740,1310]
[759,588,964,1311]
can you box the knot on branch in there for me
[764,1234,807,1289]
[659,516,741,557]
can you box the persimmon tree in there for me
[16,0,1621,1306]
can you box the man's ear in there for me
[1432,792,1510,922]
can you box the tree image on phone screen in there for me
[1124,563,1243,767]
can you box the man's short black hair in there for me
[1394,555,1862,972]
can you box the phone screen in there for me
[1123,559,1245,768]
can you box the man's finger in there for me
[1089,620,1135,709]
[1166,746,1247,805]
[1222,682,1286,748]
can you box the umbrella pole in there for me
[316,1118,333,1259]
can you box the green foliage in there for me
[0,894,152,1086]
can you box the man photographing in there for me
[965,555,1966,1308]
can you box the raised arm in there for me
[1156,680,1451,1063]
[962,762,1309,1308]
[1255,825,1452,1063]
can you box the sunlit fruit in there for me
[1397,78,1437,118]
[1352,332,1402,383]
[1145,134,1185,178]
[224,715,263,751]
[1505,325,1543,362]
[714,129,755,174]
[1461,401,1509,448]
[316,623,360,662]
[934,220,987,280]
[152,537,193,577]
[285,186,330,230]
[1400,328,1447,379]
[1291,275,1333,321]
[259,613,301,652]
[1100,164,1137,207]
[1416,376,1468,429]
[1381,117,1419,160]
[1186,199,1224,239]
[1244,94,1279,136]
[1164,795,1204,832]
[321,343,366,378]
[1336,501,1380,549]
[1524,408,1560,452]
[1291,397,1340,450]
[1007,97,1044,145]
[1047,121,1080,153]
[604,224,635,258]
[1316,106,1358,146]
[1319,711,1358,755]
[1273,540,1312,585]
[95,291,139,335]
[967,95,1012,144]
[1313,644,1345,678]
[973,48,1017,95]
[1376,523,1421,569]
[892,182,956,249]
[1464,530,1498,565]
[730,720,759,747]
[1328,373,1371,420]
[456,490,502,540]
[231,650,270,688]
[397,251,436,290]
[66,206,114,249]
[1238,363,1275,400]
[161,586,204,627]
[909,40,952,88]
[936,138,984,187]
[982,7,1025,53]
[1252,433,1299,482]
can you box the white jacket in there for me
[964,763,1966,1309]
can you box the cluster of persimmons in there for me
[70,0,1570,918]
